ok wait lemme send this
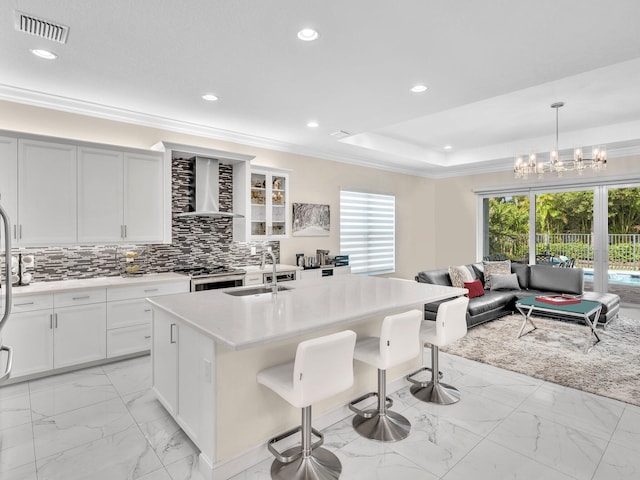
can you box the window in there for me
[340,190,395,274]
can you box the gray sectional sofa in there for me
[416,262,620,328]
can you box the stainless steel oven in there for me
[174,266,246,292]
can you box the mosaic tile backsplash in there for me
[10,157,278,282]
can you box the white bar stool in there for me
[406,296,469,405]
[348,309,422,442]
[257,330,357,480]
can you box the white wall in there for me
[4,100,639,278]
[0,100,435,280]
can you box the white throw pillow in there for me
[449,265,473,288]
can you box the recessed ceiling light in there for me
[410,84,428,93]
[31,48,57,60]
[201,94,219,102]
[307,121,319,128]
[444,145,453,150]
[297,28,319,42]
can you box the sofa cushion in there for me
[581,291,620,314]
[483,260,511,289]
[449,265,473,288]
[511,262,530,289]
[464,279,485,298]
[529,265,583,295]
[491,273,521,290]
[416,268,452,286]
[468,290,517,316]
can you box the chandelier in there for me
[514,102,607,179]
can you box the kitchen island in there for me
[147,274,465,479]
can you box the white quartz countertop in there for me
[147,274,466,351]
[9,273,188,296]
[241,264,301,273]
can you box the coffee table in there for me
[515,296,602,353]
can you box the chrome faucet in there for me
[261,250,278,294]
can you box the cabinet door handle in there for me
[144,288,159,293]
[72,296,90,301]
[123,225,127,238]
[54,313,58,328]
[13,224,17,240]
[144,335,151,339]
[15,301,34,306]
[19,225,22,239]
[50,313,53,329]
[144,308,152,313]
[170,323,177,343]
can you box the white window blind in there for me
[340,190,395,275]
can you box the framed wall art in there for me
[292,203,330,237]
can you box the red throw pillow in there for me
[464,279,485,298]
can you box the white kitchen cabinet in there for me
[77,146,124,243]
[78,148,164,243]
[250,167,289,239]
[152,309,179,415]
[53,302,107,368]
[17,139,77,245]
[107,280,188,358]
[1,309,54,377]
[299,266,351,280]
[123,152,164,242]
[177,322,215,457]
[0,136,18,239]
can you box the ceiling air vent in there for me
[330,130,351,140]
[14,11,70,44]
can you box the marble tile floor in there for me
[1,348,639,480]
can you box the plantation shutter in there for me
[340,190,395,274]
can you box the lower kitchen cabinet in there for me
[107,323,151,358]
[152,309,178,415]
[151,309,215,465]
[3,276,189,382]
[2,309,54,377]
[54,303,107,368]
[177,322,215,456]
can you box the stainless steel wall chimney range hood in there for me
[174,156,243,218]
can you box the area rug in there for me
[442,314,640,406]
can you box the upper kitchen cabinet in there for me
[250,167,290,240]
[0,136,18,238]
[78,147,164,243]
[18,138,77,245]
[78,146,124,243]
[123,152,164,242]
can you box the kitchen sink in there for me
[223,284,292,296]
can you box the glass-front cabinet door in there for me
[250,168,289,239]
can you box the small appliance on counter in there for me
[316,249,330,266]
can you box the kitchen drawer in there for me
[107,280,189,302]
[244,273,263,286]
[9,293,54,313]
[107,298,152,329]
[107,323,151,357]
[55,288,107,307]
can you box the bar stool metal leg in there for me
[409,345,461,405]
[270,406,342,480]
[351,369,411,442]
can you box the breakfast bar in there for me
[147,274,465,479]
